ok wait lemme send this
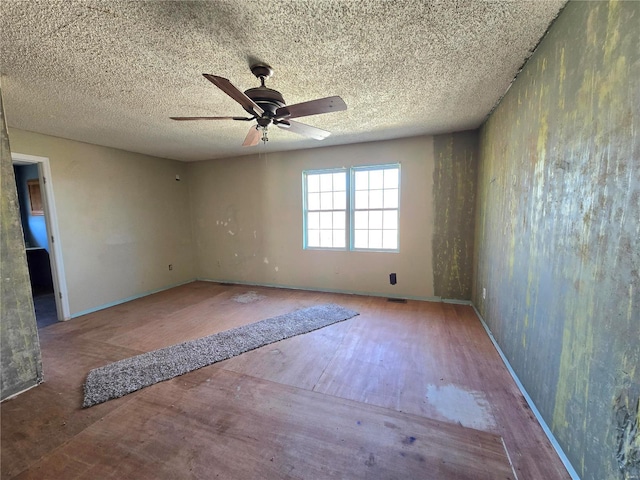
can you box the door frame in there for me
[12,152,70,321]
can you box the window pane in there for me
[369,210,383,229]
[383,230,398,249]
[369,190,383,209]
[355,190,368,209]
[305,166,398,251]
[369,230,383,249]
[308,212,320,229]
[320,230,333,247]
[308,230,320,247]
[320,173,333,191]
[383,189,398,208]
[354,230,368,249]
[307,175,320,192]
[308,193,320,211]
[384,169,399,188]
[354,211,368,229]
[383,210,397,230]
[354,171,368,190]
[369,170,384,189]
[320,211,332,229]
[320,192,333,210]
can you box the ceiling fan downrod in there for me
[250,64,274,85]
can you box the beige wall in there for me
[189,136,436,299]
[8,129,194,316]
[7,129,468,316]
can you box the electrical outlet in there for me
[482,287,486,300]
[168,264,173,271]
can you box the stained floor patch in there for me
[425,384,497,431]
[232,291,266,304]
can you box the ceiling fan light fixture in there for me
[171,63,346,146]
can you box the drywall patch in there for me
[232,291,266,304]
[425,384,497,430]
[614,383,640,479]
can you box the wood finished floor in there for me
[1,282,570,479]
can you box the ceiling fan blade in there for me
[170,116,252,121]
[275,96,346,120]
[242,126,262,147]
[276,120,331,140]
[203,74,264,117]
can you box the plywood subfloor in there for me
[1,282,570,479]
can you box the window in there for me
[303,164,400,251]
[352,165,399,250]
[304,169,347,248]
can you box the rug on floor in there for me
[83,303,358,407]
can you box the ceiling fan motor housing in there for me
[244,86,285,118]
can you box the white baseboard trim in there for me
[70,279,197,319]
[441,298,473,305]
[471,306,580,480]
[1,380,42,403]
[69,278,470,320]
[196,277,459,304]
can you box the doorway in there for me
[11,152,69,324]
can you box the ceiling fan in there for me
[171,64,347,147]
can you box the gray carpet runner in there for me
[83,303,358,407]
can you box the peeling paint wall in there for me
[473,2,639,479]
[189,136,438,300]
[0,88,43,400]
[433,131,478,300]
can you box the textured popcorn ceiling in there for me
[0,0,566,162]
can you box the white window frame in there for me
[350,164,400,252]
[302,168,348,250]
[302,163,400,252]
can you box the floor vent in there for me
[219,283,235,286]
[387,298,408,304]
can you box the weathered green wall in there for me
[433,131,478,300]
[474,2,639,479]
[0,87,43,400]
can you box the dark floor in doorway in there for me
[34,292,58,329]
